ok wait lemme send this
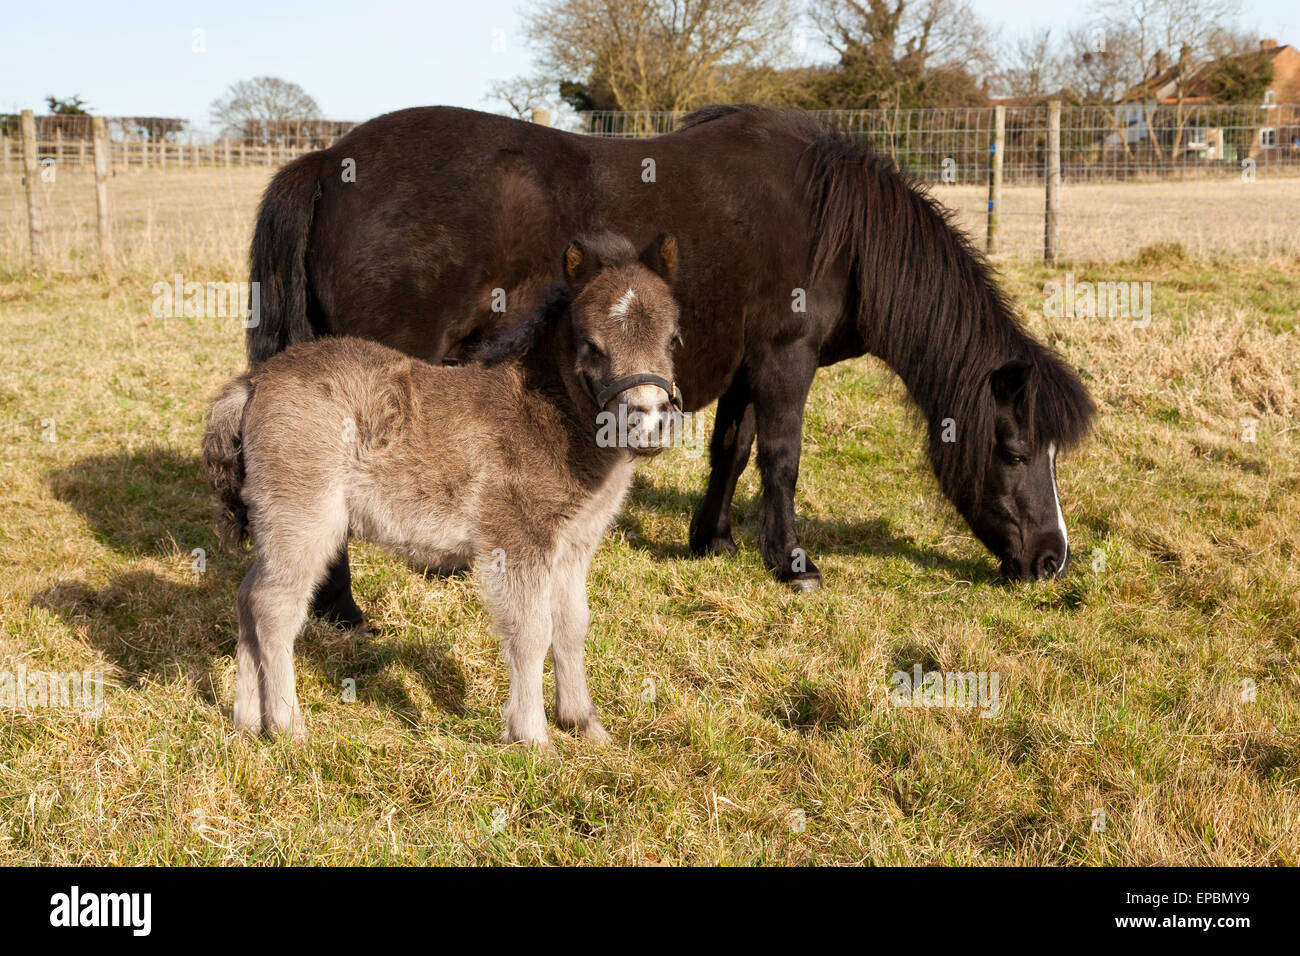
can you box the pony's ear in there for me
[639,233,678,284]
[563,239,600,290]
[989,359,1033,407]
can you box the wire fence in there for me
[585,103,1300,180]
[588,103,1300,263]
[2,104,1298,275]
[0,114,358,171]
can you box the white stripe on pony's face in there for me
[609,288,636,321]
[1049,441,1067,562]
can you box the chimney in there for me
[1260,39,1277,50]
[1154,49,1167,75]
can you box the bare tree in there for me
[996,27,1062,99]
[486,76,556,121]
[811,0,995,76]
[523,0,797,113]
[210,77,321,144]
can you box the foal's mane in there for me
[470,283,570,366]
[469,233,644,366]
[678,106,1095,511]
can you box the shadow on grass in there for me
[37,447,469,725]
[620,472,1000,585]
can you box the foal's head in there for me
[562,233,682,454]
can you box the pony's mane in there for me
[798,127,1095,511]
[469,283,570,366]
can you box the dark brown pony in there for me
[246,104,1093,625]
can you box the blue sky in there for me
[3,0,1296,128]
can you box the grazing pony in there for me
[203,233,683,747]
[245,104,1094,619]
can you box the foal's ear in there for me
[563,239,600,290]
[989,359,1034,408]
[639,233,679,284]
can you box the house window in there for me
[1262,90,1276,106]
[1260,127,1278,148]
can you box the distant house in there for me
[1113,39,1300,160]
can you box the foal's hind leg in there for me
[236,505,347,739]
[480,562,554,750]
[550,550,610,744]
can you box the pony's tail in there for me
[247,153,322,366]
[202,376,254,547]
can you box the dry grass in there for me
[0,254,1297,865]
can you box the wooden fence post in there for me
[223,136,231,168]
[21,110,45,268]
[986,104,1005,256]
[1044,100,1061,266]
[1,133,8,171]
[92,116,113,270]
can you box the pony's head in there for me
[562,232,683,455]
[940,352,1095,582]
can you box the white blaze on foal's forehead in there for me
[609,288,636,321]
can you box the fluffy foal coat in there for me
[203,233,682,747]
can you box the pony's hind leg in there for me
[480,561,554,750]
[689,373,756,558]
[550,551,609,744]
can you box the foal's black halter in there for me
[584,372,683,412]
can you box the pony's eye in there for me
[670,332,683,349]
[583,339,605,360]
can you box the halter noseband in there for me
[584,372,683,412]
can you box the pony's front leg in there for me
[689,372,756,558]
[550,551,610,744]
[751,345,822,591]
[484,566,555,750]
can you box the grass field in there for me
[0,249,1297,865]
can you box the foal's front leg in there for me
[484,567,554,750]
[550,551,610,744]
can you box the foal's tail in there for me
[247,154,322,366]
[202,376,254,546]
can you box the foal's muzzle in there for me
[586,372,682,454]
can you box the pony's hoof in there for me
[690,535,738,557]
[582,721,613,746]
[788,574,822,593]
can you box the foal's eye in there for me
[583,339,605,360]
[669,331,683,349]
